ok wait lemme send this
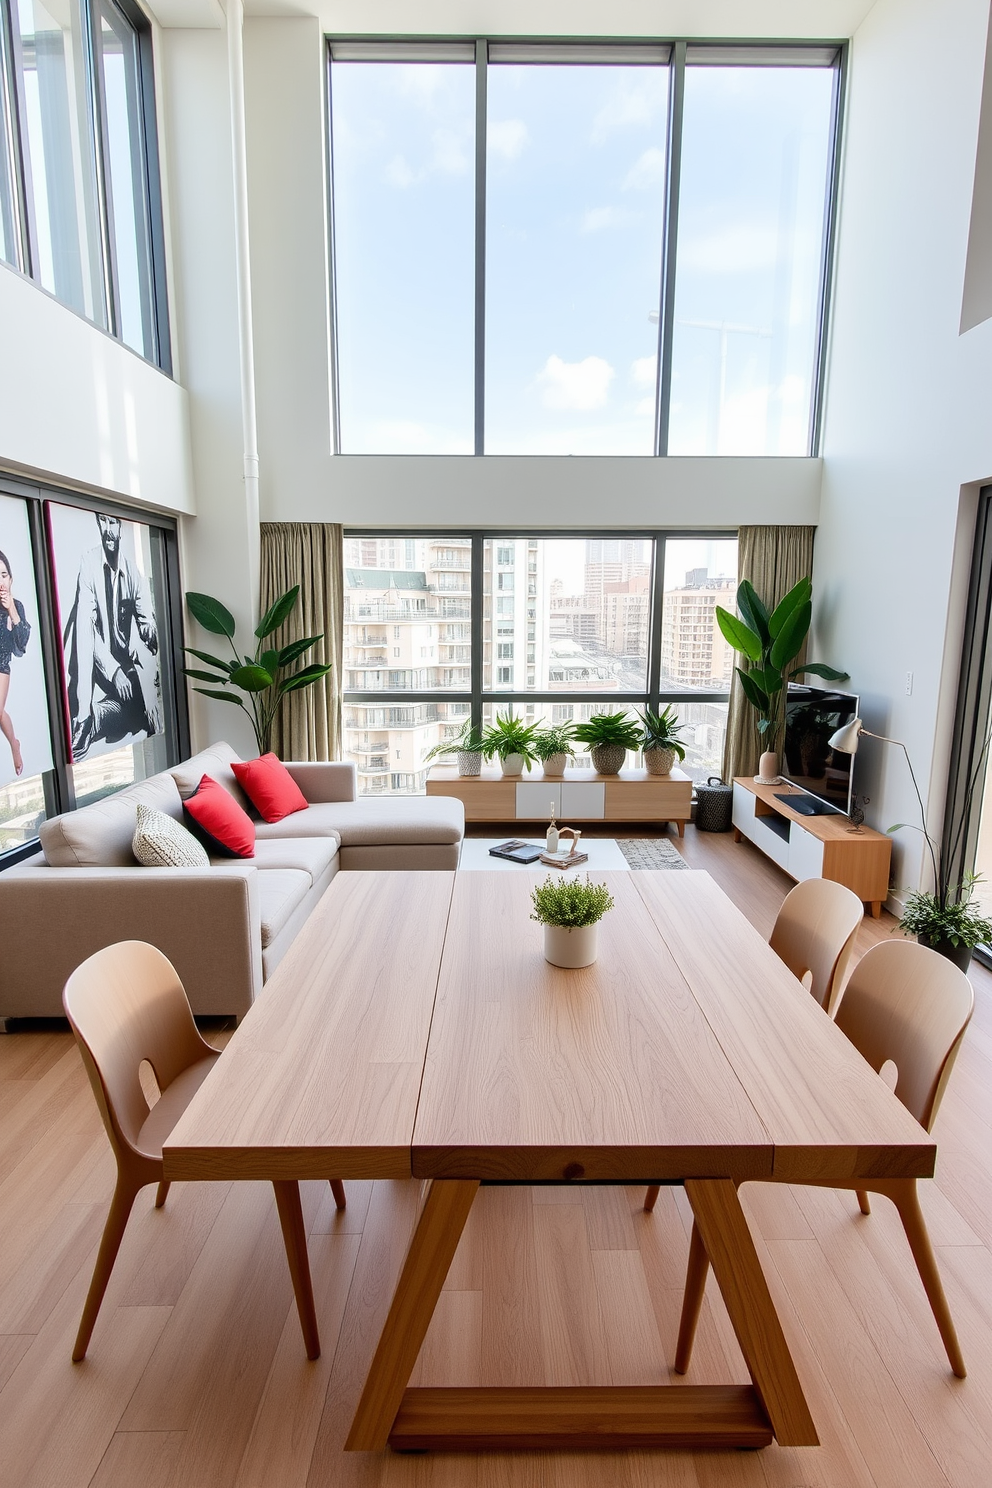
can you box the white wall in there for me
[814,0,992,901]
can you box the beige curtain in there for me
[259,523,343,761]
[721,525,816,784]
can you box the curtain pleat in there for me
[721,525,816,784]
[259,523,343,761]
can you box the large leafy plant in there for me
[572,712,643,751]
[184,587,331,755]
[638,706,686,760]
[715,577,847,751]
[481,711,539,769]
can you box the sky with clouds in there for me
[330,58,835,457]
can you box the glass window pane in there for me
[483,538,650,691]
[660,539,738,692]
[671,700,729,783]
[344,699,470,796]
[343,537,472,692]
[485,64,668,454]
[668,65,835,455]
[70,733,169,809]
[96,0,155,360]
[0,15,22,267]
[0,771,46,851]
[13,0,106,324]
[330,61,475,452]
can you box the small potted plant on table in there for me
[423,720,487,777]
[482,711,539,777]
[533,722,576,778]
[638,706,687,776]
[530,874,615,968]
[573,711,642,776]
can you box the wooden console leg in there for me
[870,901,882,919]
[685,1178,818,1447]
[346,1179,480,1451]
[733,827,743,843]
[677,822,685,838]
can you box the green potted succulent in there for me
[638,706,687,777]
[573,711,642,776]
[532,722,577,777]
[481,711,539,777]
[530,874,615,968]
[897,880,992,973]
[423,720,487,777]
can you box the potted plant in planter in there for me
[532,722,576,777]
[573,711,642,776]
[638,706,687,776]
[482,711,539,777]
[423,720,487,777]
[530,874,615,968]
[898,879,992,973]
[715,577,848,783]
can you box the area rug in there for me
[616,839,690,871]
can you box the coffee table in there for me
[458,836,630,871]
[164,870,933,1454]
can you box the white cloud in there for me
[488,119,529,162]
[580,206,621,234]
[623,147,667,191]
[385,154,417,188]
[631,355,657,388]
[383,128,469,188]
[677,224,779,275]
[591,79,667,143]
[535,355,615,411]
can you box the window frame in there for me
[325,36,845,458]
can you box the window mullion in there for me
[656,41,685,457]
[474,38,487,457]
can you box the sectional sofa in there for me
[0,742,464,1023]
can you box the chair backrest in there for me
[63,941,211,1157]
[769,878,865,1014]
[834,939,974,1131]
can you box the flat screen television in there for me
[781,683,860,816]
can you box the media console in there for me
[733,777,891,918]
[426,765,693,834]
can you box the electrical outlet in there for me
[905,671,914,696]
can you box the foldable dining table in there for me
[164,868,934,1454]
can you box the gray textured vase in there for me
[643,746,677,776]
[457,750,483,777]
[590,744,626,776]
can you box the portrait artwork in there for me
[0,494,54,791]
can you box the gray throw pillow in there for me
[133,803,210,868]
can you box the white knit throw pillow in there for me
[133,803,210,868]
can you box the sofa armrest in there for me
[284,760,357,803]
[0,866,262,1021]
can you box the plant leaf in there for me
[281,666,332,694]
[277,635,322,667]
[184,646,235,673]
[716,607,762,662]
[259,649,281,678]
[230,664,274,693]
[186,592,236,638]
[193,687,247,706]
[184,667,230,684]
[768,577,812,639]
[736,581,770,645]
[791,662,850,682]
[749,666,783,695]
[737,668,770,712]
[255,586,300,640]
[769,600,812,670]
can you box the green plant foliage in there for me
[715,577,847,749]
[481,711,539,767]
[572,712,643,751]
[532,722,577,761]
[184,585,331,754]
[898,879,992,949]
[422,720,487,763]
[530,874,616,928]
[638,706,687,760]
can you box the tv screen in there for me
[781,684,859,815]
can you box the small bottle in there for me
[546,805,559,855]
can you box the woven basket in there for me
[643,746,677,776]
[590,744,627,776]
[695,776,733,833]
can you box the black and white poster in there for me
[0,495,54,790]
[47,503,163,764]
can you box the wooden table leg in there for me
[346,1178,479,1451]
[685,1177,818,1447]
[271,1180,320,1361]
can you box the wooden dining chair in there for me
[769,877,865,1016]
[63,940,346,1363]
[671,939,974,1379]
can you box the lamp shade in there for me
[828,718,864,754]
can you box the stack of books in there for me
[539,849,589,869]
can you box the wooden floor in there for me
[4,829,992,1486]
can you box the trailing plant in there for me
[481,711,539,769]
[532,722,577,763]
[422,720,486,763]
[184,587,331,755]
[572,712,643,751]
[715,577,848,752]
[638,706,687,761]
[898,880,992,950]
[530,874,615,928]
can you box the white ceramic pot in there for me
[541,752,569,777]
[643,746,676,776]
[501,752,526,777]
[755,750,781,785]
[544,923,598,968]
[457,750,483,777]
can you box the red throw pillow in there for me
[183,774,256,857]
[231,753,309,824]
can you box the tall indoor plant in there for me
[184,587,331,756]
[715,577,848,783]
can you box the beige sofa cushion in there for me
[170,741,252,813]
[255,796,464,846]
[258,869,312,948]
[210,836,337,884]
[39,773,185,867]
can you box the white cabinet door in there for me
[516,782,561,819]
[733,782,757,836]
[788,825,825,882]
[560,782,606,820]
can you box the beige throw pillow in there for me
[133,804,210,868]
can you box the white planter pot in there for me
[501,752,526,777]
[755,750,781,785]
[541,752,569,777]
[543,923,598,968]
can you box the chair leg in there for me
[644,1183,661,1213]
[674,1218,710,1374]
[155,1180,171,1209]
[890,1181,967,1378]
[856,1189,871,1215]
[73,1178,141,1362]
[329,1179,347,1211]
